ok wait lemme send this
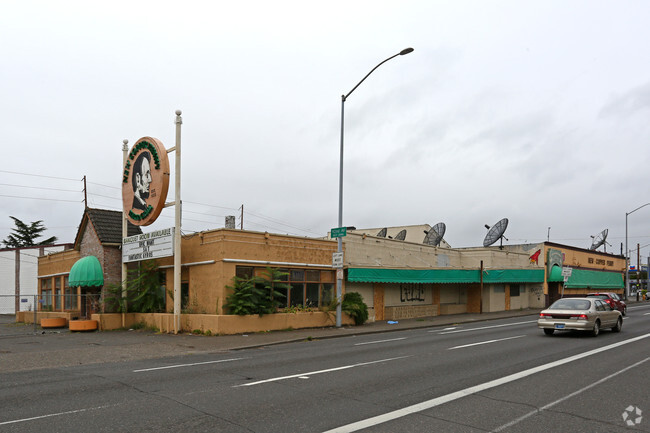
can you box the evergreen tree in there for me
[2,216,58,248]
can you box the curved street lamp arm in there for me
[343,48,414,101]
[627,202,650,216]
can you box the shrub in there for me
[342,292,368,325]
[224,267,287,315]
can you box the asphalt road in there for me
[1,304,649,432]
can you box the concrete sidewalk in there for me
[0,308,542,373]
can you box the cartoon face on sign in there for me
[122,137,170,226]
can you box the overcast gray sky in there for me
[2,0,650,260]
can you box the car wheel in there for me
[591,320,600,337]
[543,328,554,336]
[612,317,622,332]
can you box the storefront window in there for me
[55,277,62,311]
[234,266,335,309]
[41,278,52,310]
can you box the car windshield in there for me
[549,299,591,310]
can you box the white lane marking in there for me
[433,320,537,334]
[0,405,111,426]
[644,312,650,315]
[442,327,457,331]
[354,337,407,346]
[448,335,525,350]
[234,356,411,388]
[322,333,650,433]
[492,356,650,432]
[133,357,244,373]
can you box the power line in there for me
[0,194,82,203]
[0,170,81,182]
[87,181,120,190]
[0,183,81,193]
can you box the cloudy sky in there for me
[2,1,649,261]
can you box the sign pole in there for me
[173,110,182,334]
[121,139,129,328]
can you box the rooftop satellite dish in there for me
[394,229,407,241]
[589,229,608,251]
[483,218,509,248]
[423,222,446,246]
[377,228,387,238]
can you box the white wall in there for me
[0,246,67,313]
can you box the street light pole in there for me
[625,202,650,300]
[336,47,414,328]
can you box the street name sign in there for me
[331,227,347,238]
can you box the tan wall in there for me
[93,312,353,334]
[342,233,534,270]
[38,250,80,277]
[155,229,338,315]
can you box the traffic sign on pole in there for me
[331,227,347,238]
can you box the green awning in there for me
[482,269,545,283]
[69,256,104,287]
[548,265,564,282]
[347,268,544,284]
[548,266,624,289]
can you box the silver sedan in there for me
[537,297,622,336]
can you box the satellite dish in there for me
[377,228,387,238]
[589,229,608,251]
[394,229,407,241]
[423,222,446,246]
[483,218,509,248]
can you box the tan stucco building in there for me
[32,211,626,333]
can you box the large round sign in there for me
[122,137,170,226]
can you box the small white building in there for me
[0,245,72,313]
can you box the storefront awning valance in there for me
[548,266,623,289]
[481,269,545,283]
[69,255,104,287]
[347,268,544,284]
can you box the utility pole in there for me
[83,175,88,208]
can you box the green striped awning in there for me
[69,256,104,287]
[347,268,544,284]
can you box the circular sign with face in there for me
[122,137,170,226]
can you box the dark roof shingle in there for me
[85,208,142,244]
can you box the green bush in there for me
[103,261,165,313]
[224,268,287,315]
[342,292,368,325]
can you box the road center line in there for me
[448,335,525,350]
[234,356,411,387]
[491,356,650,432]
[354,337,407,346]
[0,405,112,426]
[133,357,245,373]
[322,333,650,433]
[434,320,537,334]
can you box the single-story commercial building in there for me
[29,209,625,333]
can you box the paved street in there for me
[1,303,649,432]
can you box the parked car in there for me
[586,292,627,316]
[538,297,622,337]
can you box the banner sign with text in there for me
[122,227,174,263]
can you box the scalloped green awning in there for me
[69,256,104,287]
[347,268,544,284]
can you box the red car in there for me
[586,293,627,316]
